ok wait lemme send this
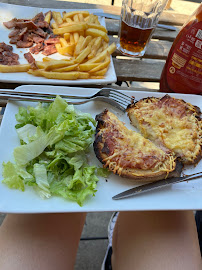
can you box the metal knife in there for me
[93,12,177,31]
[112,171,202,200]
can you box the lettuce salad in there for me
[2,96,108,206]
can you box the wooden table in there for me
[0,0,190,110]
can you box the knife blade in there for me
[112,171,202,200]
[93,12,177,31]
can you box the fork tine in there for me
[109,89,133,100]
[108,97,129,108]
[101,88,134,103]
[94,97,126,112]
[109,92,132,104]
[97,88,134,110]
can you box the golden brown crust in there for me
[93,109,181,182]
[127,95,202,165]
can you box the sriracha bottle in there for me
[160,4,202,95]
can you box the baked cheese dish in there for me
[126,95,202,165]
[93,109,182,182]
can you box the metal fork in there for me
[0,88,134,112]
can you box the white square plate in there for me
[0,3,117,85]
[0,85,201,213]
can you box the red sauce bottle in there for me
[160,4,202,95]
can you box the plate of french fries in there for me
[0,3,117,85]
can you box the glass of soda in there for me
[117,0,168,57]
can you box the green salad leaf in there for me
[2,95,103,206]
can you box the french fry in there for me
[70,34,75,44]
[66,18,73,23]
[87,14,96,23]
[36,61,45,69]
[87,23,107,33]
[64,33,70,41]
[30,69,80,80]
[94,17,101,25]
[56,43,75,56]
[74,35,85,56]
[79,63,100,71]
[52,64,79,72]
[52,11,63,25]
[89,55,110,73]
[59,21,80,28]
[78,72,90,79]
[88,36,102,59]
[73,32,79,44]
[27,69,43,76]
[0,64,30,73]
[84,15,89,22]
[80,36,92,51]
[44,11,52,24]
[53,23,87,35]
[63,11,89,21]
[73,14,79,22]
[59,38,68,47]
[43,58,74,63]
[79,30,85,37]
[86,42,116,64]
[96,46,104,54]
[102,41,108,50]
[90,67,108,76]
[42,57,53,62]
[85,28,109,42]
[89,37,96,47]
[75,45,91,63]
[86,51,107,64]
[105,42,117,55]
[58,22,71,28]
[78,13,84,22]
[90,75,104,79]
[51,22,58,29]
[44,60,75,71]
[41,70,80,80]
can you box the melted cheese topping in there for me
[101,111,175,175]
[128,96,202,163]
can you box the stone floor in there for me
[75,212,113,270]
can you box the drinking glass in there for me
[117,0,168,57]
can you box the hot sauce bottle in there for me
[160,4,202,95]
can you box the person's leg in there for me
[0,213,86,270]
[111,211,202,270]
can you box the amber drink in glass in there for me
[117,0,168,57]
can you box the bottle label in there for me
[166,21,202,94]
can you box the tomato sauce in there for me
[160,4,202,95]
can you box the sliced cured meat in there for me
[0,42,13,51]
[15,20,38,30]
[29,42,44,54]
[32,12,45,24]
[44,37,60,45]
[3,18,17,29]
[33,28,48,38]
[16,40,33,48]
[24,52,37,69]
[8,29,21,38]
[42,44,57,56]
[3,12,58,55]
[32,35,44,44]
[0,43,20,65]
